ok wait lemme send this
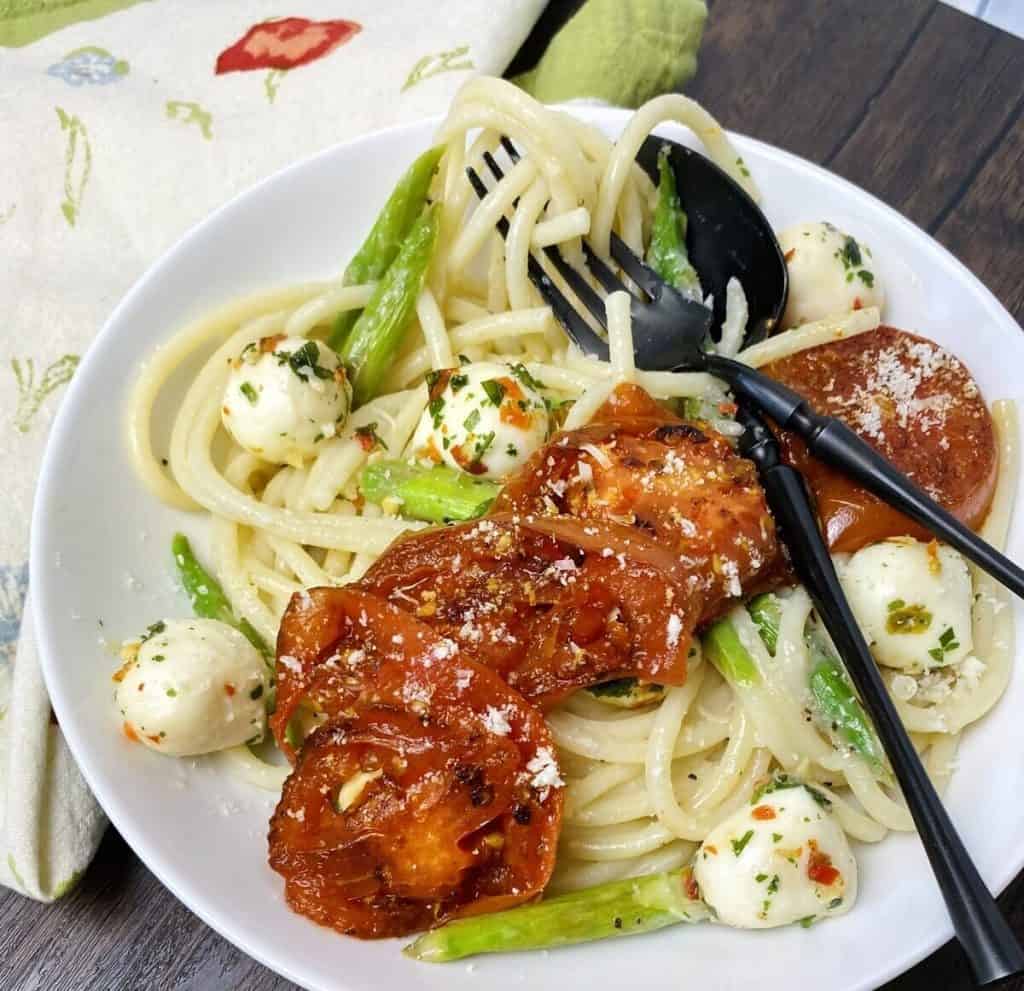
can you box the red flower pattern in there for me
[215,17,362,74]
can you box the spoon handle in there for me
[736,407,1024,986]
[706,354,1024,603]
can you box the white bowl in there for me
[31,106,1024,991]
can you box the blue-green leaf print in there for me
[0,562,29,662]
[10,354,80,432]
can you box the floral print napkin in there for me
[0,0,547,901]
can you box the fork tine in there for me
[465,165,609,362]
[481,150,505,185]
[541,245,610,330]
[581,242,633,296]
[501,136,520,163]
[609,232,666,299]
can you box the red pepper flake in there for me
[718,401,738,416]
[224,683,237,697]
[926,539,941,575]
[784,248,796,263]
[807,839,840,886]
[137,682,145,692]
[752,804,777,821]
[684,870,700,901]
[146,734,162,745]
[215,17,362,75]
[852,297,863,310]
[259,333,285,353]
[123,722,140,743]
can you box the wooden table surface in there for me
[3,1,1023,988]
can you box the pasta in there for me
[125,77,1017,927]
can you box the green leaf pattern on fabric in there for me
[165,100,213,139]
[402,45,474,92]
[264,69,287,104]
[56,106,91,226]
[0,0,151,48]
[10,355,80,433]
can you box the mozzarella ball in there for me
[693,781,856,929]
[779,222,884,330]
[222,335,352,467]
[839,539,973,671]
[410,362,549,479]
[116,619,268,756]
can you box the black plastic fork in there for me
[468,141,1024,606]
[737,403,1024,986]
[468,142,1024,985]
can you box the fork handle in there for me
[738,407,1024,986]
[705,353,1024,602]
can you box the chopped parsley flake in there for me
[731,830,754,856]
[772,832,783,843]
[239,382,258,405]
[837,235,862,269]
[510,363,544,391]
[250,684,264,700]
[857,269,875,288]
[506,443,518,457]
[472,431,496,465]
[141,620,166,642]
[166,688,177,698]
[799,916,816,929]
[458,353,471,365]
[280,341,332,382]
[450,373,469,393]
[767,874,780,895]
[482,379,506,407]
[752,773,831,809]
[463,408,481,433]
[428,396,446,429]
[929,626,960,662]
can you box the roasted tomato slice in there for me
[358,513,697,706]
[273,586,458,760]
[495,383,782,622]
[764,326,997,552]
[268,593,562,938]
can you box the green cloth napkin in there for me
[518,0,708,107]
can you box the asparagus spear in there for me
[405,867,708,963]
[807,627,889,778]
[360,460,500,523]
[714,593,888,777]
[703,615,760,686]
[747,592,781,654]
[328,145,444,351]
[171,533,271,661]
[646,146,702,302]
[339,202,440,406]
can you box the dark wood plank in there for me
[829,4,1024,240]
[933,106,1024,324]
[3,3,1024,991]
[689,0,934,162]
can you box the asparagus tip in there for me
[402,932,448,963]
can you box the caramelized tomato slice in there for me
[764,326,997,551]
[496,383,782,622]
[268,590,562,939]
[359,513,697,706]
